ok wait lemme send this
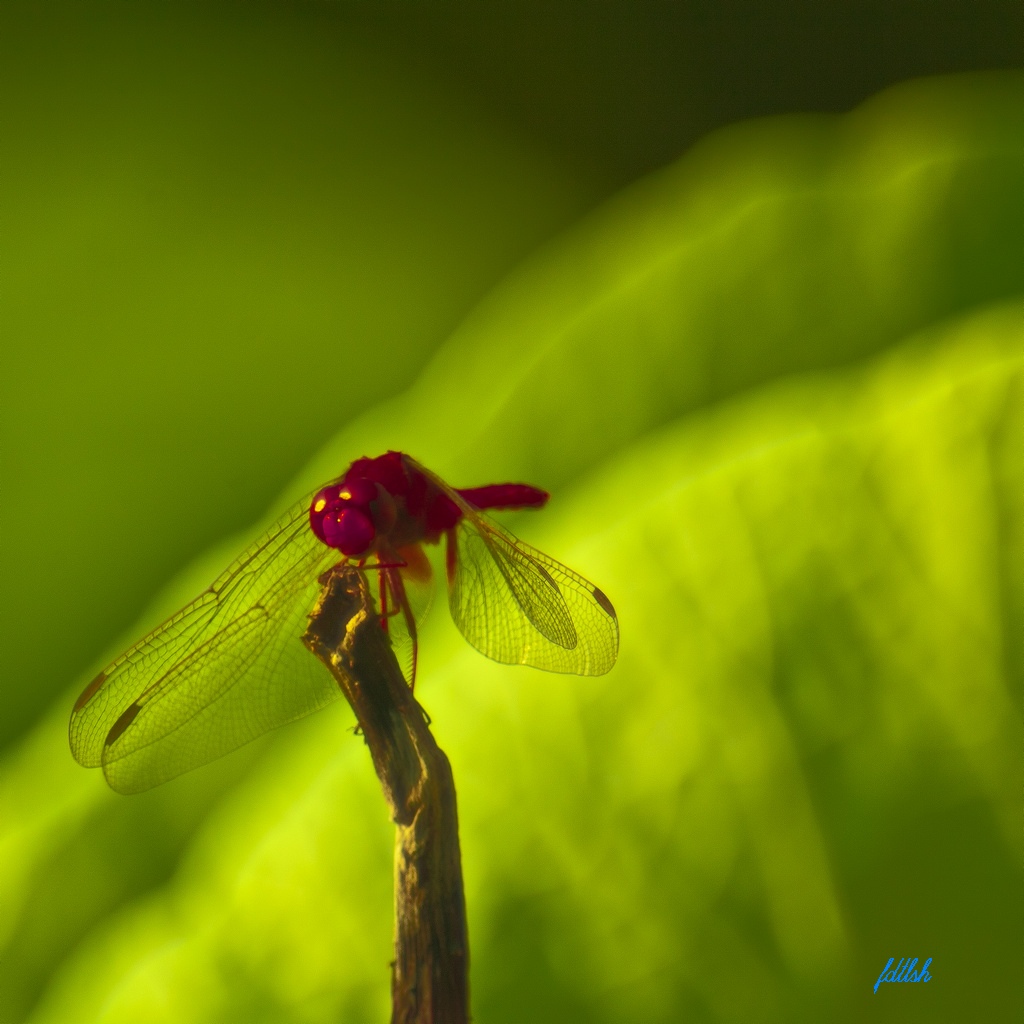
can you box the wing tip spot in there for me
[106,702,143,747]
[74,671,107,712]
[592,586,616,618]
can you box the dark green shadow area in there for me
[1,0,607,746]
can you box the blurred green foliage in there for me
[1,7,1022,1022]
[0,0,608,746]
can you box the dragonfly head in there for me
[309,471,398,557]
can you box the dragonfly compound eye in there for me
[337,476,378,505]
[308,486,335,544]
[309,482,377,553]
[321,506,376,556]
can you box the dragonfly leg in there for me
[386,567,419,692]
[369,549,410,633]
[379,568,389,634]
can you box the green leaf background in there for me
[2,7,1022,1022]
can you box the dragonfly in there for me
[70,451,619,793]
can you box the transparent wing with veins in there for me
[407,458,619,676]
[69,493,343,794]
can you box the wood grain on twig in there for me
[303,565,469,1024]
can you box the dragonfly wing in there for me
[447,512,620,677]
[401,455,618,676]
[69,496,343,793]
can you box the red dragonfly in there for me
[70,452,619,793]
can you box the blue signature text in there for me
[874,957,932,993]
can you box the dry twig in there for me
[303,564,469,1024]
